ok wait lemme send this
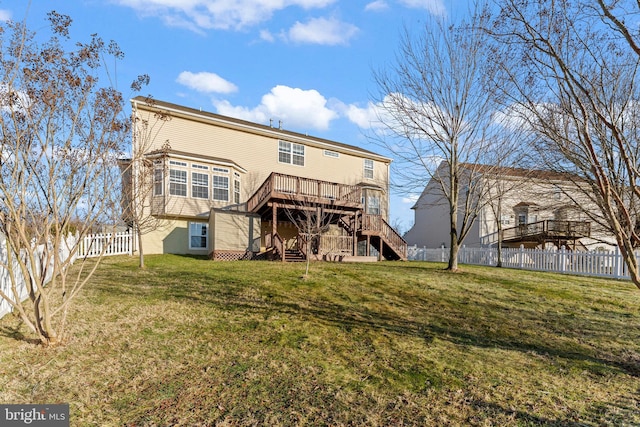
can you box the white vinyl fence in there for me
[1,231,134,320]
[77,231,135,258]
[408,245,639,280]
[0,234,78,319]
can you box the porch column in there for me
[353,212,358,256]
[317,206,322,258]
[272,203,277,239]
[272,203,281,261]
[379,238,384,261]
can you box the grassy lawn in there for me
[1,255,639,426]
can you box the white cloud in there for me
[259,29,275,43]
[114,0,337,31]
[344,99,394,130]
[0,9,11,21]
[346,94,463,148]
[213,85,338,131]
[402,194,419,204]
[492,102,543,133]
[398,0,446,16]
[364,1,388,12]
[176,71,238,94]
[287,17,359,45]
[0,84,32,115]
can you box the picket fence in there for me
[0,231,134,320]
[77,231,135,258]
[0,234,78,319]
[408,245,639,280]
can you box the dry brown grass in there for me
[0,255,639,426]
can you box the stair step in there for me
[284,250,306,262]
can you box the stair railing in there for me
[269,232,284,261]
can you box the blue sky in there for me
[3,0,466,231]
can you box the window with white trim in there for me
[324,150,339,158]
[153,161,164,196]
[169,169,187,196]
[364,159,374,179]
[212,174,229,201]
[191,172,209,199]
[367,195,381,215]
[292,143,304,166]
[189,222,208,249]
[554,186,562,200]
[279,140,305,166]
[518,213,527,226]
[233,172,241,204]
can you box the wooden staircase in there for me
[338,214,407,260]
[247,173,407,262]
[358,214,407,261]
[284,249,306,262]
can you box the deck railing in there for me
[361,214,408,260]
[502,220,591,242]
[300,233,354,256]
[264,232,284,261]
[247,172,362,212]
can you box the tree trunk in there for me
[137,227,145,269]
[447,164,460,271]
[448,235,459,271]
[448,201,459,271]
[34,295,60,346]
[619,241,640,290]
[496,220,503,268]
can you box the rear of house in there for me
[122,97,407,261]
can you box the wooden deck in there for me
[246,173,407,261]
[247,172,362,214]
[502,220,591,244]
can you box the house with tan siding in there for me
[121,97,407,261]
[405,162,615,251]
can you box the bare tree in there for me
[371,4,516,270]
[480,166,530,266]
[281,200,338,277]
[0,12,143,345]
[594,0,640,57]
[492,0,640,289]
[121,98,171,269]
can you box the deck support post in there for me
[353,212,358,256]
[272,203,283,261]
[317,206,322,257]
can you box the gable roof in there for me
[459,163,582,182]
[131,96,391,163]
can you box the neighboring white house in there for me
[404,162,616,251]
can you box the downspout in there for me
[130,99,140,258]
[386,161,391,221]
